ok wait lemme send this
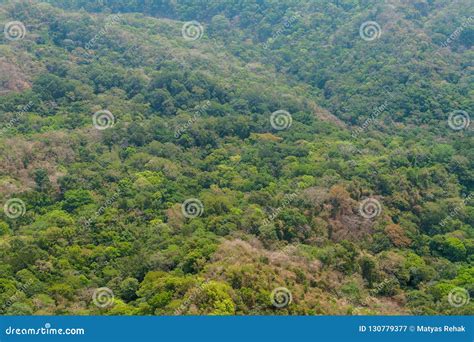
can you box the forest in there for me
[0,0,472,315]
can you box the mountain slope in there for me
[0,1,472,315]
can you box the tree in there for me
[62,190,93,212]
[119,278,139,301]
[33,168,52,193]
[359,256,378,288]
[430,235,467,262]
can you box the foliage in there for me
[0,0,472,315]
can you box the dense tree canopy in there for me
[0,0,472,315]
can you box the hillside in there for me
[0,0,472,315]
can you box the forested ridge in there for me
[0,0,472,315]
